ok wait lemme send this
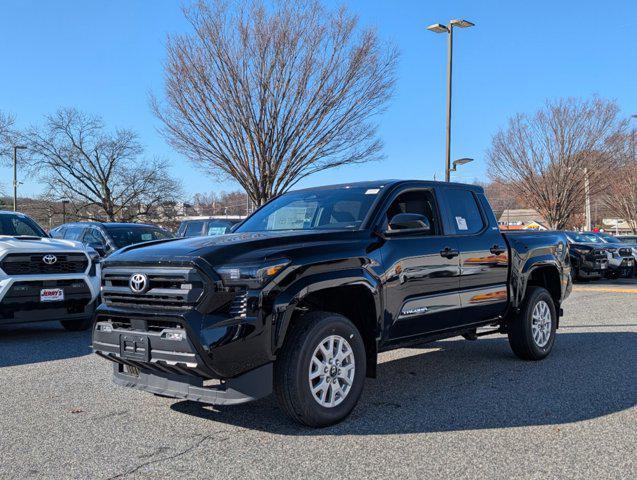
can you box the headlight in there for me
[571,248,589,255]
[215,259,290,288]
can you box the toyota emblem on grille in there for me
[42,254,58,265]
[129,273,148,294]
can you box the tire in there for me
[274,311,366,427]
[508,286,557,361]
[570,267,578,284]
[60,316,93,331]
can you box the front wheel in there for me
[274,311,366,427]
[508,286,556,361]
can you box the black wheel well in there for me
[292,285,378,378]
[528,266,561,307]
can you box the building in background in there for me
[498,209,548,231]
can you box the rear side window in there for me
[446,189,485,234]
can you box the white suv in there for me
[0,211,100,330]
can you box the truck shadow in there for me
[171,331,636,435]
[0,322,92,367]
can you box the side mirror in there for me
[88,242,107,256]
[386,213,431,235]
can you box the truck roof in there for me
[292,179,484,193]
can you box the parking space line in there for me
[572,286,637,294]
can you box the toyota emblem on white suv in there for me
[42,254,58,265]
[129,273,148,294]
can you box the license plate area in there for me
[119,334,149,362]
[41,288,64,302]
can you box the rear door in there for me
[378,187,462,341]
[440,188,508,324]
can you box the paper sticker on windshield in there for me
[455,216,468,231]
[365,189,380,195]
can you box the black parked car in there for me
[564,232,609,282]
[92,180,570,427]
[583,231,635,278]
[50,222,174,258]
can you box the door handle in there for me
[490,245,506,255]
[440,247,459,259]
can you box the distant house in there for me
[498,209,548,231]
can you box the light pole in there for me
[12,145,27,211]
[61,199,70,224]
[630,114,637,162]
[449,157,474,176]
[427,19,475,182]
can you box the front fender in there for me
[270,267,382,351]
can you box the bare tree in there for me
[22,108,182,222]
[0,111,16,196]
[152,0,398,206]
[487,97,628,230]
[600,134,637,233]
[192,190,248,216]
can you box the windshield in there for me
[596,233,619,243]
[0,214,47,237]
[236,186,381,233]
[105,226,173,248]
[566,232,603,243]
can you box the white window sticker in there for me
[365,188,380,195]
[455,216,468,231]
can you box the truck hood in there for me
[0,236,87,254]
[105,230,367,266]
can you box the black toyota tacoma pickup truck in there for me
[92,180,571,426]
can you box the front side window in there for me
[236,186,380,233]
[83,228,106,246]
[445,189,485,235]
[384,190,439,235]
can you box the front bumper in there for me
[111,362,272,405]
[576,257,608,279]
[92,300,275,379]
[607,256,634,270]
[0,273,100,325]
[93,304,276,406]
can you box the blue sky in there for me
[1,0,635,197]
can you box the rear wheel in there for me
[274,311,366,427]
[508,286,556,361]
[60,316,93,331]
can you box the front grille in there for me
[588,249,607,259]
[0,253,88,275]
[101,267,206,311]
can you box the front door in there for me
[378,188,462,341]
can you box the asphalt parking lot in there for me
[1,280,635,480]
